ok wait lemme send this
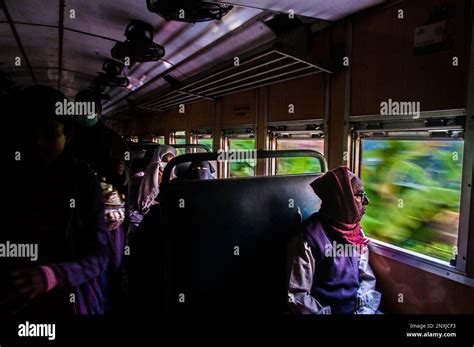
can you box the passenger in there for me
[72,89,129,194]
[71,89,129,313]
[0,86,109,317]
[135,144,176,216]
[178,160,216,180]
[288,166,381,314]
[122,145,175,302]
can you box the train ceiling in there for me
[0,0,384,118]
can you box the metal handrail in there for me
[161,149,327,185]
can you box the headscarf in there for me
[137,145,176,213]
[310,166,368,246]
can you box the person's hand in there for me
[11,267,47,300]
[116,160,126,177]
[158,167,163,185]
[105,208,125,230]
[0,267,47,313]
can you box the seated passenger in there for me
[176,160,216,180]
[127,145,176,236]
[288,166,381,314]
[0,86,109,316]
[71,89,128,313]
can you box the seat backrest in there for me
[158,174,321,313]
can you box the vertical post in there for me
[324,73,330,160]
[213,98,223,177]
[343,20,352,169]
[256,87,267,176]
[459,0,474,274]
[185,104,192,144]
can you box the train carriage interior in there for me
[1,0,474,335]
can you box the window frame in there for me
[170,130,186,145]
[222,132,256,178]
[152,135,165,144]
[351,122,473,287]
[269,130,325,176]
[191,132,214,152]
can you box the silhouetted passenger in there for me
[137,144,176,214]
[178,160,216,180]
[0,86,109,317]
[288,166,381,314]
[72,89,129,193]
[71,88,128,313]
[127,144,176,235]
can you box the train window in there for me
[270,132,324,175]
[152,135,165,144]
[170,131,186,154]
[358,135,464,263]
[192,134,213,152]
[222,134,256,178]
[275,136,324,175]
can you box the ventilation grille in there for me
[111,49,331,118]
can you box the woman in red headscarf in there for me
[288,166,381,314]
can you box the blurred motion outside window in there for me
[276,138,324,174]
[196,137,213,152]
[171,131,186,155]
[152,135,165,144]
[228,138,256,177]
[360,139,463,263]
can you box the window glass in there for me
[228,138,256,177]
[360,139,463,262]
[276,138,324,174]
[197,137,213,151]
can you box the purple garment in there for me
[303,214,360,314]
[2,152,110,315]
[106,225,124,273]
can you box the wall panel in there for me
[351,0,469,115]
[221,90,256,127]
[371,253,474,313]
[268,74,325,122]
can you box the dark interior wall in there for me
[221,89,257,127]
[327,22,348,169]
[267,74,325,122]
[189,100,215,129]
[351,0,470,115]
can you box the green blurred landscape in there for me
[276,139,324,175]
[229,139,256,177]
[361,139,463,262]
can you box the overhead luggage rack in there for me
[111,49,331,116]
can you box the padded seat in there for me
[157,174,322,313]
